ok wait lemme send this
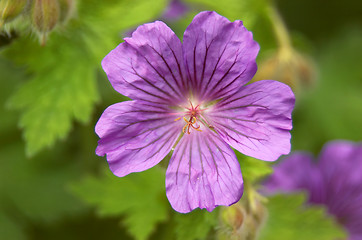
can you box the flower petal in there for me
[95,100,182,177]
[162,0,188,21]
[102,21,187,105]
[208,80,295,161]
[182,11,259,101]
[165,128,243,213]
[318,141,362,235]
[264,153,325,203]
[318,141,362,186]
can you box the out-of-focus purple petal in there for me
[350,234,362,240]
[266,141,362,239]
[95,101,182,177]
[263,152,326,203]
[318,141,362,237]
[318,141,362,187]
[182,11,259,102]
[165,127,243,213]
[208,80,295,161]
[162,0,188,21]
[102,21,188,105]
[265,153,315,192]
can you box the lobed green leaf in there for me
[174,209,218,240]
[70,166,169,240]
[259,193,346,240]
[1,0,168,156]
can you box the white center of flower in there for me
[174,100,212,134]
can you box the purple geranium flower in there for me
[96,11,295,213]
[265,141,362,240]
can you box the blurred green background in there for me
[0,0,361,239]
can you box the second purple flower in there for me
[96,11,295,213]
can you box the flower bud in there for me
[254,47,316,94]
[31,0,60,32]
[31,0,60,45]
[0,0,28,25]
[221,202,245,231]
[219,198,267,240]
[58,0,75,24]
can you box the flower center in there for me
[174,100,210,134]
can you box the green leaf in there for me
[0,211,26,240]
[1,0,167,156]
[292,28,362,153]
[0,58,87,236]
[0,141,86,223]
[184,0,267,28]
[0,56,25,134]
[70,167,169,240]
[4,34,98,156]
[259,193,346,240]
[235,152,273,183]
[78,0,168,62]
[174,209,218,240]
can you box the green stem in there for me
[267,3,292,50]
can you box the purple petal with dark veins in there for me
[95,100,182,177]
[165,127,243,213]
[102,21,188,105]
[207,80,295,161]
[182,11,259,102]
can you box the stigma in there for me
[174,99,211,134]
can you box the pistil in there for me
[174,99,209,134]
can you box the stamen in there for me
[188,99,194,109]
[194,128,202,132]
[190,124,202,131]
[180,116,203,134]
[176,100,209,134]
[182,124,189,134]
[191,117,196,124]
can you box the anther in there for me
[176,100,207,134]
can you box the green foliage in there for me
[235,152,273,183]
[259,193,346,240]
[184,0,267,28]
[0,142,86,223]
[174,209,218,240]
[0,211,26,240]
[1,0,167,156]
[4,35,98,156]
[0,55,86,239]
[292,28,362,153]
[70,167,169,240]
[0,56,24,133]
[78,0,168,62]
